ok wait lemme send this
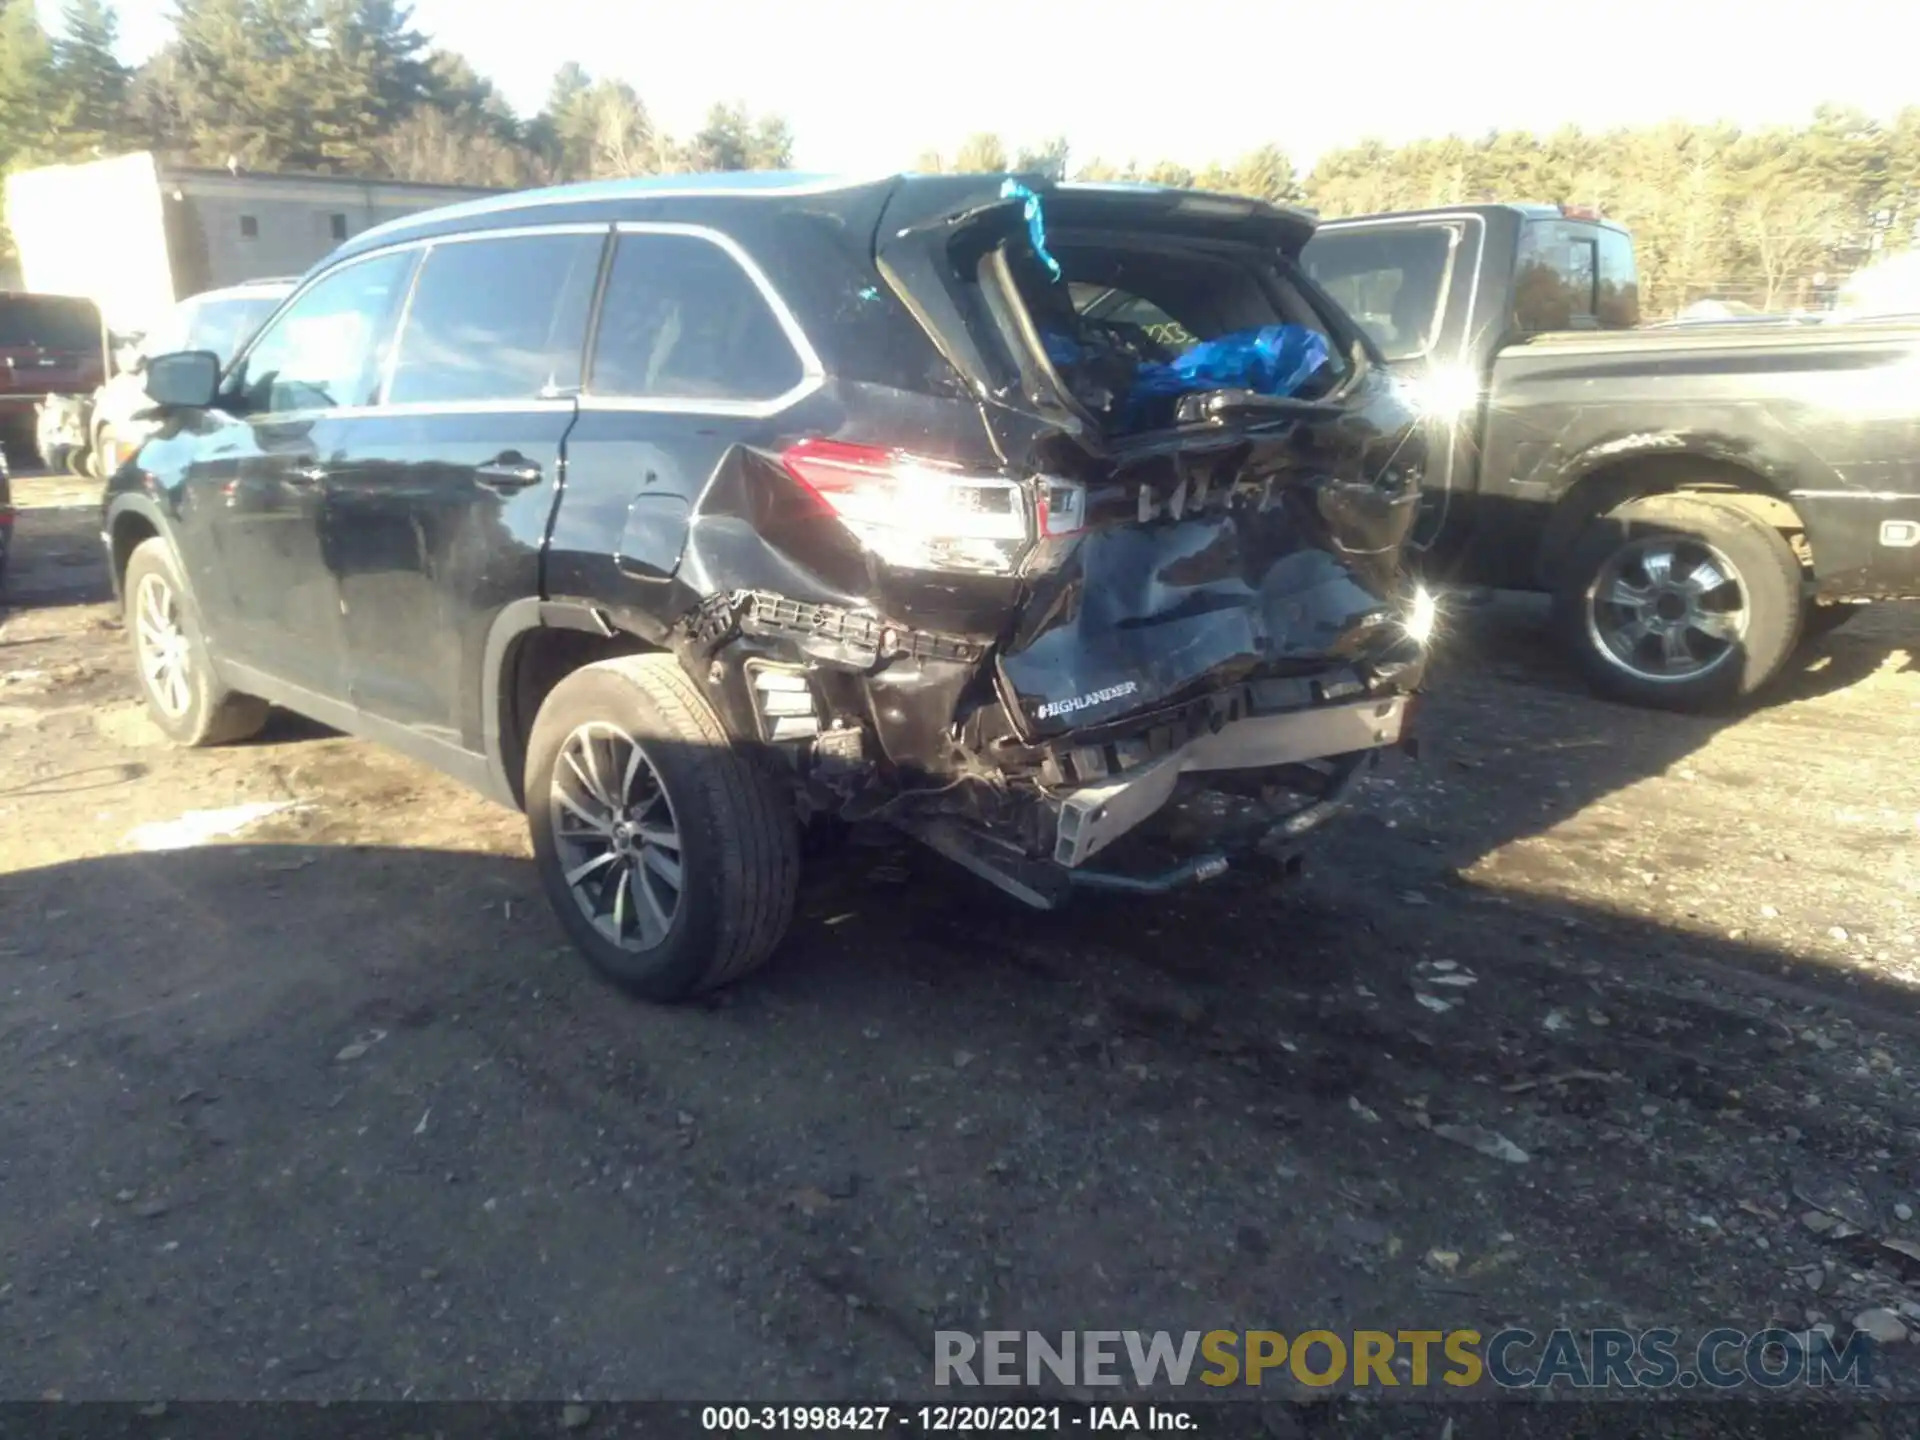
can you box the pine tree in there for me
[1014,136,1069,182]
[686,102,752,172]
[951,132,1007,174]
[308,0,428,169]
[44,0,133,159]
[0,0,56,170]
[1228,144,1299,205]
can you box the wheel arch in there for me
[104,494,170,606]
[483,599,670,810]
[1537,449,1812,591]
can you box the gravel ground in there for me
[3,471,1920,1412]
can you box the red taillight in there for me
[1559,204,1602,221]
[779,439,1081,577]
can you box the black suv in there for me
[104,172,1431,1000]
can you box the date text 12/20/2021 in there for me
[700,1407,1193,1432]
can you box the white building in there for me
[4,152,496,335]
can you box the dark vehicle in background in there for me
[1302,204,1920,710]
[106,172,1430,1000]
[0,291,106,469]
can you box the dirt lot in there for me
[3,471,1920,1409]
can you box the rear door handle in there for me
[474,457,543,493]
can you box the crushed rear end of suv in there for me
[679,178,1431,909]
[106,172,1432,1000]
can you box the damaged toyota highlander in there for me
[102,172,1430,1000]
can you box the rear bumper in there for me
[1051,693,1410,868]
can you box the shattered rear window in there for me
[1007,239,1345,434]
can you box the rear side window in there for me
[388,232,604,405]
[1596,228,1639,328]
[588,232,804,403]
[0,295,100,352]
[1300,224,1456,362]
[1514,221,1599,332]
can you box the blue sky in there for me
[47,0,1920,175]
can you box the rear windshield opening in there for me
[996,236,1349,436]
[0,295,103,353]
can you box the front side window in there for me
[387,232,604,406]
[187,295,283,367]
[588,232,805,402]
[1514,221,1599,332]
[1300,223,1457,361]
[230,251,412,415]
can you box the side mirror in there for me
[144,350,222,409]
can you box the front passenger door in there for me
[200,250,416,699]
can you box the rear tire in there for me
[1553,494,1803,712]
[525,654,801,1001]
[123,537,270,746]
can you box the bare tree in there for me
[1735,187,1843,310]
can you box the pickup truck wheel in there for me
[1554,494,1802,712]
[525,655,800,1002]
[122,538,271,746]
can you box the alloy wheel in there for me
[548,721,684,953]
[135,571,193,718]
[1586,535,1748,683]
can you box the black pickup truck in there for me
[1300,203,1920,709]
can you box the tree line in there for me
[0,0,794,266]
[4,0,1918,317]
[931,111,1920,316]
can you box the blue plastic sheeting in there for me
[1130,325,1330,400]
[1041,323,1330,429]
[1001,178,1062,282]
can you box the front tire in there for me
[1553,494,1803,711]
[122,537,270,746]
[525,655,801,1001]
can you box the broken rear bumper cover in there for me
[894,671,1420,910]
[1050,691,1411,869]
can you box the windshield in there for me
[1300,224,1454,361]
[0,295,102,352]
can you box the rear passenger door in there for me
[323,226,604,750]
[546,225,819,604]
